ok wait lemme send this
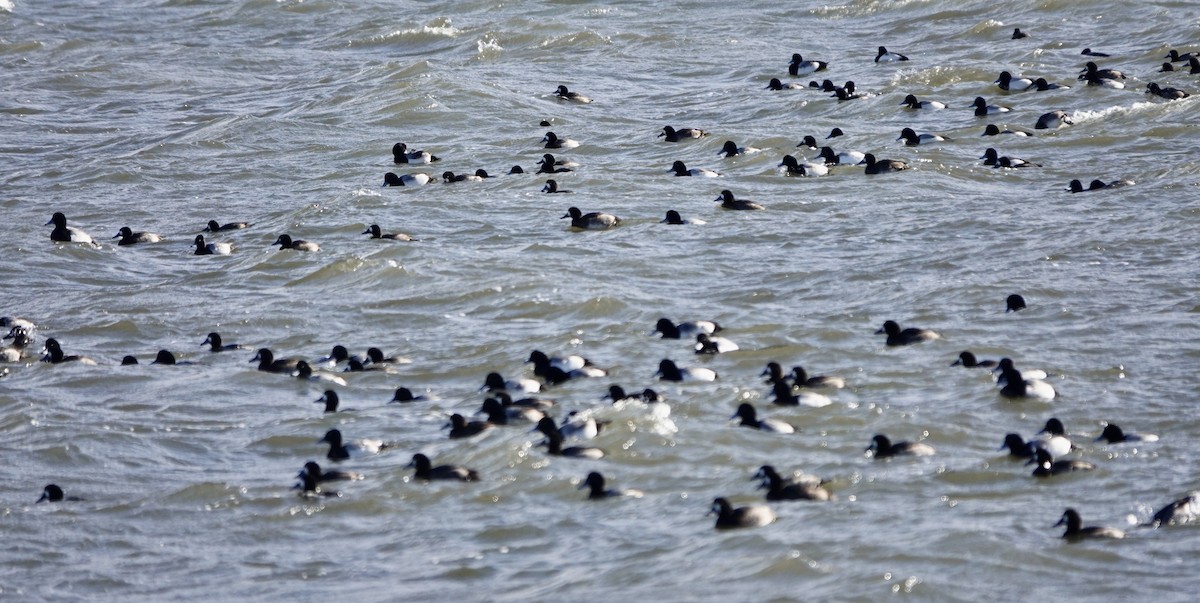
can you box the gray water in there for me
[2,0,1199,600]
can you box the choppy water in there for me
[2,0,1199,600]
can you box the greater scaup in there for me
[670,160,721,177]
[250,348,302,373]
[732,403,796,433]
[779,155,828,177]
[41,338,96,365]
[382,172,433,186]
[1006,294,1027,312]
[363,224,415,241]
[660,210,706,225]
[1150,494,1199,528]
[481,371,541,394]
[580,471,643,499]
[203,220,251,232]
[816,146,865,166]
[972,96,1011,116]
[1029,448,1093,477]
[113,227,163,245]
[694,333,739,354]
[656,358,717,382]
[861,153,909,174]
[46,213,95,245]
[192,235,232,256]
[995,71,1034,92]
[554,85,592,104]
[897,127,946,146]
[1035,110,1073,129]
[951,351,997,368]
[653,318,722,339]
[541,131,580,149]
[719,140,761,157]
[1055,508,1124,539]
[710,497,776,529]
[875,320,939,346]
[319,428,390,462]
[866,434,935,458]
[201,332,243,352]
[770,380,832,408]
[390,387,428,403]
[274,234,319,252]
[409,453,479,481]
[755,465,831,501]
[1011,28,1028,39]
[788,53,828,76]
[36,484,83,503]
[540,430,605,459]
[874,46,909,63]
[900,94,946,109]
[714,189,765,210]
[541,179,573,193]
[1095,423,1159,444]
[658,126,706,142]
[392,142,440,164]
[562,207,620,230]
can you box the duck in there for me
[999,433,1039,459]
[1031,78,1070,91]
[120,356,138,366]
[113,226,163,245]
[766,77,805,90]
[527,350,607,383]
[362,224,415,241]
[389,387,427,403]
[897,127,946,146]
[1095,423,1159,444]
[487,393,548,422]
[1165,49,1197,62]
[441,170,485,183]
[694,333,739,354]
[391,142,440,164]
[299,461,360,483]
[972,96,1011,116]
[791,366,845,389]
[0,331,32,362]
[655,358,717,382]
[1035,110,1073,130]
[41,338,97,365]
[1079,61,1125,81]
[809,79,837,92]
[151,350,192,366]
[755,465,831,501]
[816,146,866,166]
[250,348,302,373]
[710,497,776,529]
[875,320,939,346]
[796,135,821,150]
[317,345,351,366]
[382,172,433,186]
[826,127,845,139]
[1067,178,1133,192]
[364,348,404,366]
[1149,494,1199,528]
[1055,508,1125,540]
[660,210,706,225]
[714,189,765,211]
[318,428,390,462]
[731,403,795,433]
[554,84,592,104]
[652,318,722,339]
[770,380,832,408]
[788,53,828,76]
[202,220,251,232]
[508,165,525,174]
[295,473,341,498]
[560,411,606,440]
[1080,48,1110,57]
[537,153,578,174]
[761,362,789,384]
[1191,57,1200,74]
[1006,294,1027,312]
[201,332,243,352]
[980,148,1040,168]
[36,484,83,503]
[314,390,347,413]
[192,235,232,256]
[669,160,721,177]
[1028,448,1094,477]
[996,362,1055,400]
[409,453,479,482]
[874,46,909,63]
[831,85,865,101]
[540,431,605,459]
[541,131,580,149]
[866,434,935,458]
[481,371,541,394]
[718,140,761,157]
[1002,430,1072,459]
[562,207,620,230]
[273,234,319,252]
[527,349,593,373]
[861,154,908,174]
[982,124,1031,137]
[778,155,828,177]
[46,212,96,245]
[994,71,1034,91]
[900,94,946,109]
[658,126,706,142]
[951,351,997,368]
[1011,28,1028,39]
[579,472,643,500]
[1081,74,1125,89]
[294,360,348,386]
[541,179,572,193]
[445,413,494,439]
[1146,82,1190,100]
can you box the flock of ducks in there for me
[19,30,1199,538]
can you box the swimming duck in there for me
[788,53,828,76]
[580,471,643,499]
[875,320,939,346]
[779,155,828,177]
[694,333,739,354]
[294,360,348,386]
[363,224,415,241]
[658,126,706,141]
[1006,294,1026,312]
[273,234,319,252]
[1095,423,1159,444]
[653,318,722,339]
[900,94,946,109]
[951,351,997,368]
[391,142,440,164]
[656,359,717,382]
[1034,110,1073,130]
[1029,448,1093,477]
[972,96,1012,116]
[755,465,831,501]
[192,235,232,255]
[718,140,761,157]
[201,332,243,352]
[481,372,541,394]
[113,226,163,245]
[994,71,1034,91]
[861,154,908,174]
[766,77,805,90]
[1149,494,1199,528]
[981,124,1031,137]
[816,146,866,166]
[897,127,946,146]
[710,497,776,529]
[669,160,721,177]
[554,85,592,104]
[867,434,935,458]
[250,348,302,373]
[36,484,83,503]
[382,172,433,186]
[202,220,251,232]
[389,387,427,403]
[318,428,390,462]
[446,413,494,439]
[714,189,765,210]
[541,131,580,149]
[541,179,573,193]
[770,380,833,408]
[791,366,845,389]
[409,453,479,481]
[299,461,360,483]
[41,338,97,365]
[562,207,620,230]
[660,210,706,225]
[1055,508,1124,540]
[731,402,796,433]
[874,46,909,62]
[46,212,95,245]
[540,431,605,459]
